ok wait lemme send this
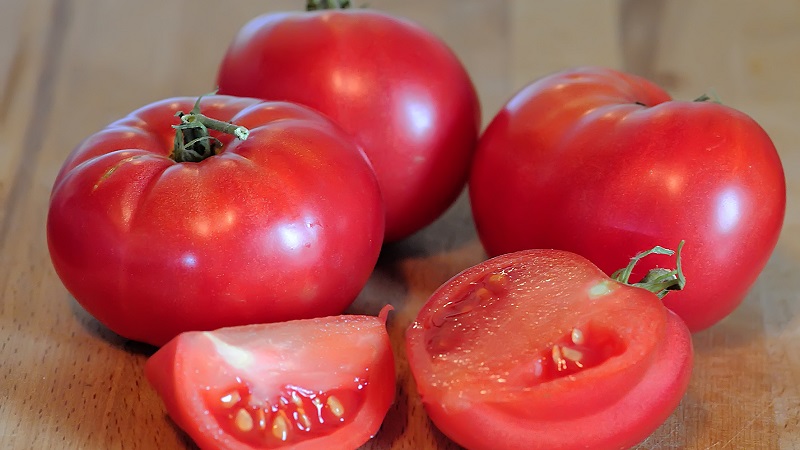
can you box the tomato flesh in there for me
[145,310,395,450]
[406,250,693,450]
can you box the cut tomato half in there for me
[406,250,693,450]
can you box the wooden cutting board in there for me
[1,1,797,448]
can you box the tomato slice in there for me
[145,308,395,450]
[406,250,693,450]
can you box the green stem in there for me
[694,89,721,103]
[611,240,686,299]
[171,97,249,163]
[306,0,351,10]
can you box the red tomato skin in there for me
[145,313,396,450]
[47,96,384,346]
[405,249,693,450]
[469,66,786,331]
[217,9,481,241]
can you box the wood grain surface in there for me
[1,1,798,449]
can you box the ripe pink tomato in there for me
[406,247,693,450]
[217,5,480,241]
[47,95,384,346]
[470,66,786,331]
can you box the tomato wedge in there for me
[145,308,395,450]
[405,249,693,450]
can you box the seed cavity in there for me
[234,408,254,432]
[327,395,345,418]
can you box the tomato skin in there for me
[469,66,786,331]
[217,8,481,241]
[405,249,693,450]
[47,96,384,346]
[145,312,396,450]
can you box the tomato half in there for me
[217,5,481,241]
[405,249,693,450]
[469,66,786,331]
[47,95,384,346]
[145,307,395,450]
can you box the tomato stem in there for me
[171,95,249,163]
[611,241,686,299]
[694,90,721,103]
[306,0,351,10]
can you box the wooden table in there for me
[2,1,798,448]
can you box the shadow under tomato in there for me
[348,191,486,321]
[633,390,707,449]
[692,240,800,352]
[362,320,465,450]
[380,191,479,262]
[67,294,157,356]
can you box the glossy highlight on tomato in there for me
[47,95,384,346]
[145,307,396,450]
[217,6,481,241]
[469,66,786,332]
[406,249,693,450]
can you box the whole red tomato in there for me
[216,4,481,242]
[406,246,693,450]
[47,95,384,346]
[146,307,395,449]
[469,66,786,331]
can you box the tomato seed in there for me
[486,272,509,293]
[327,395,345,418]
[234,408,254,432]
[552,345,567,371]
[561,346,584,366]
[272,411,290,441]
[297,411,313,431]
[254,408,267,431]
[475,287,493,302]
[571,328,585,345]
[290,391,313,430]
[220,391,242,408]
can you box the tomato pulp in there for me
[469,66,786,331]
[217,6,481,241]
[47,96,384,346]
[146,308,396,449]
[406,249,693,450]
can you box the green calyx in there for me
[612,240,686,299]
[306,0,351,10]
[171,95,249,163]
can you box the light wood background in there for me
[1,1,798,449]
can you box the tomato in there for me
[47,95,384,346]
[469,66,786,331]
[405,247,693,450]
[216,4,481,241]
[145,306,395,449]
